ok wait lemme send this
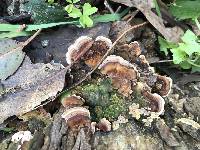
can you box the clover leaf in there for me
[68,7,82,18]
[79,15,93,28]
[83,3,98,16]
[65,4,74,13]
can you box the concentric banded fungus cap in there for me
[62,107,91,129]
[152,75,172,97]
[61,95,85,108]
[97,118,111,132]
[99,55,139,80]
[66,36,94,65]
[84,36,112,68]
[142,90,165,115]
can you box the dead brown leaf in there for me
[110,0,184,42]
[0,57,67,123]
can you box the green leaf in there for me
[79,15,93,28]
[169,0,200,20]
[178,30,200,56]
[158,36,169,55]
[178,42,200,56]
[0,24,21,32]
[25,21,79,31]
[170,47,187,64]
[192,57,200,72]
[48,0,54,4]
[158,36,177,56]
[181,30,198,43]
[66,0,72,3]
[0,31,31,39]
[73,0,80,3]
[68,7,82,18]
[65,4,74,13]
[83,3,98,16]
[192,66,200,72]
[180,61,191,69]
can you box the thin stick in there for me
[115,6,121,13]
[104,0,115,14]
[69,21,148,89]
[150,59,173,64]
[127,10,139,23]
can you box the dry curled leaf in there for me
[0,57,66,123]
[110,0,183,42]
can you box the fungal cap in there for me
[66,36,93,64]
[95,36,112,48]
[99,55,139,80]
[155,75,172,97]
[129,41,141,57]
[61,95,85,107]
[139,55,149,66]
[97,118,111,132]
[62,107,90,128]
[143,91,165,115]
[84,36,112,68]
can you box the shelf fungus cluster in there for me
[66,36,112,68]
[64,36,172,131]
[61,95,112,133]
[61,95,91,130]
[97,42,172,116]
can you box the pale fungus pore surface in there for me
[62,107,90,122]
[66,36,93,65]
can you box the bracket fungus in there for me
[62,107,91,129]
[97,118,112,132]
[99,55,139,97]
[66,36,94,65]
[61,95,85,108]
[61,95,91,130]
[152,75,172,97]
[97,42,172,115]
[66,36,112,68]
[63,36,173,132]
[142,90,165,115]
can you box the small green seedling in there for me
[48,0,55,4]
[158,30,200,72]
[65,0,98,28]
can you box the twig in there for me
[69,21,148,90]
[150,60,173,64]
[115,6,121,13]
[104,0,115,14]
[127,9,139,23]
